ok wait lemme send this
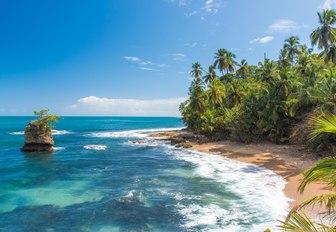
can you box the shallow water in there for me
[0,117,289,231]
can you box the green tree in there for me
[236,59,250,78]
[214,48,236,75]
[207,78,226,105]
[311,9,336,63]
[284,36,301,67]
[279,113,336,231]
[203,65,217,84]
[191,62,203,79]
[34,109,60,133]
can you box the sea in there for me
[0,117,289,232]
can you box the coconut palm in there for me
[321,45,336,64]
[191,62,203,79]
[203,65,217,84]
[279,48,291,68]
[311,9,336,63]
[207,78,226,105]
[214,49,237,75]
[284,36,301,67]
[236,59,250,78]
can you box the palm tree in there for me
[203,65,217,84]
[258,59,278,82]
[214,49,237,75]
[207,78,226,105]
[280,113,336,231]
[311,9,336,63]
[321,45,336,64]
[278,48,291,68]
[191,62,203,79]
[284,36,301,67]
[236,59,250,78]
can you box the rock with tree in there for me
[21,109,60,152]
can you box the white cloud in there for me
[168,0,189,6]
[67,96,186,116]
[123,56,166,70]
[185,42,198,47]
[140,61,153,65]
[267,19,300,33]
[321,0,336,9]
[171,0,224,19]
[139,67,159,71]
[250,36,274,44]
[124,56,141,62]
[170,53,187,61]
[203,0,218,13]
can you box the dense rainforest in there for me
[180,9,336,152]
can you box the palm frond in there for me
[298,157,336,192]
[309,113,336,140]
[287,194,336,219]
[279,211,334,232]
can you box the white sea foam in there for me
[9,130,71,135]
[166,148,290,231]
[9,131,24,135]
[51,129,72,135]
[130,138,290,231]
[83,145,107,150]
[53,147,65,151]
[87,127,185,139]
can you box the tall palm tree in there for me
[203,65,217,84]
[191,62,203,79]
[236,59,250,78]
[311,9,336,63]
[284,36,301,67]
[214,49,237,75]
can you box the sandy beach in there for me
[151,130,332,211]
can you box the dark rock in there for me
[175,142,192,149]
[20,120,54,152]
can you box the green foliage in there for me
[179,9,336,149]
[279,113,336,231]
[34,109,60,133]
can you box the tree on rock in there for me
[21,109,60,152]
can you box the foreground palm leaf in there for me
[287,193,336,218]
[279,212,334,232]
[298,157,336,192]
[309,113,336,140]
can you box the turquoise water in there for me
[0,117,289,231]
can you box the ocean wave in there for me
[51,130,72,135]
[87,127,185,139]
[167,148,290,230]
[83,145,107,150]
[131,139,290,230]
[9,131,24,135]
[53,147,65,151]
[9,130,71,135]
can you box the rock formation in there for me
[20,120,54,152]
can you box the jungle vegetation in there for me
[180,9,336,152]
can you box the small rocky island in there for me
[21,109,60,152]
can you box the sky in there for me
[0,0,332,116]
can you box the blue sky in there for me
[0,0,332,116]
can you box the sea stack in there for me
[20,120,54,152]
